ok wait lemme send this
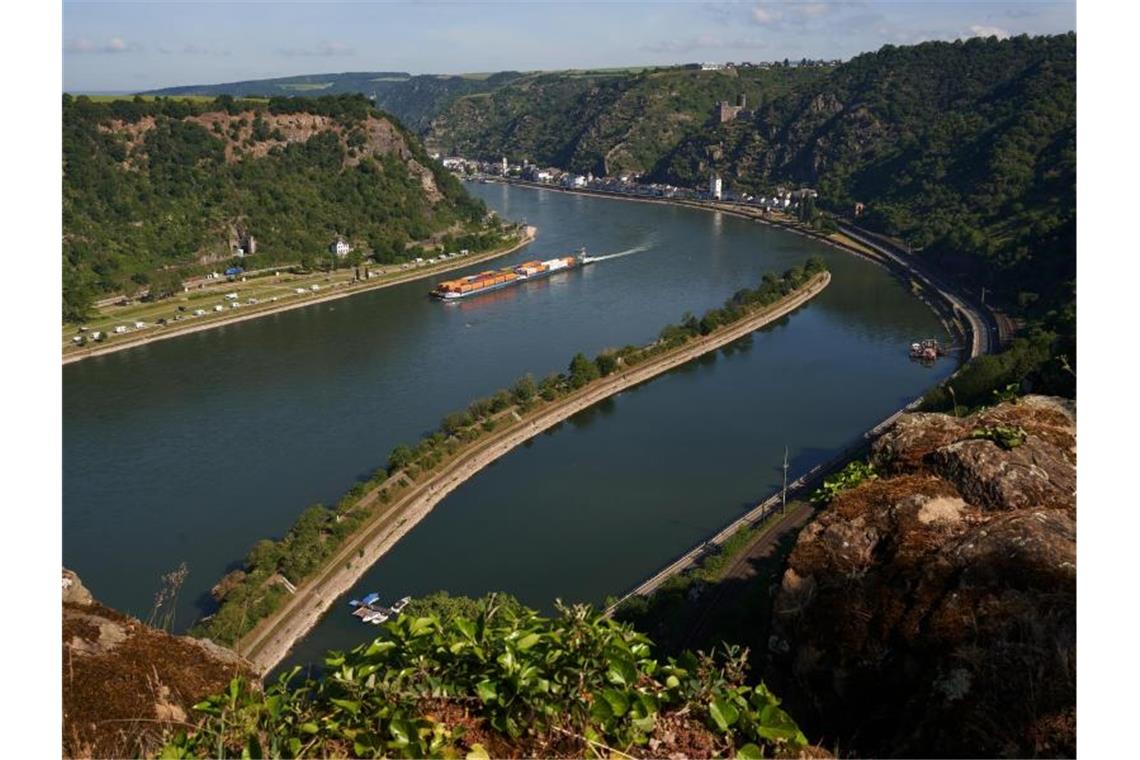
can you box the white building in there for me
[709,174,723,200]
[330,238,353,257]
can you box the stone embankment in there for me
[237,272,831,674]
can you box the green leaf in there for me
[517,632,542,650]
[388,718,412,747]
[466,744,491,759]
[330,698,360,715]
[454,617,477,641]
[362,639,395,657]
[590,696,614,725]
[736,742,763,758]
[410,616,437,636]
[709,697,740,733]
[606,652,637,687]
[299,722,319,735]
[602,688,630,718]
[475,679,498,704]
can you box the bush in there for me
[164,596,807,759]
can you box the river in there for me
[62,182,956,663]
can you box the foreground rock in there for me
[771,396,1075,758]
[62,569,255,758]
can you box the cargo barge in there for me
[431,249,589,300]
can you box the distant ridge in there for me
[143,70,526,131]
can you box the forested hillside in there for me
[658,34,1076,319]
[427,66,829,177]
[424,35,1074,326]
[62,94,488,320]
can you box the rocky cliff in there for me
[770,396,1076,757]
[62,569,254,758]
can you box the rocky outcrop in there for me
[62,569,255,758]
[770,396,1075,758]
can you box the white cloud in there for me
[752,4,778,25]
[64,37,143,54]
[968,24,1011,40]
[277,41,355,58]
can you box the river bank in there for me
[236,271,831,674]
[61,227,537,365]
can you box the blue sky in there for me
[63,1,1076,92]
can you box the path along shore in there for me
[236,272,831,674]
[61,228,537,365]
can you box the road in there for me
[837,224,998,359]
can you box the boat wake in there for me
[582,241,654,264]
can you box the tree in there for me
[539,373,563,401]
[387,444,414,472]
[511,374,537,404]
[148,268,184,300]
[441,410,473,435]
[568,352,600,389]
[595,352,618,377]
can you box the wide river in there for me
[63,182,955,667]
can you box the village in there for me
[440,153,820,215]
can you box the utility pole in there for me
[781,446,789,515]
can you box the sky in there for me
[63,1,1076,92]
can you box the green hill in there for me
[62,94,490,320]
[426,65,830,176]
[424,35,1074,327]
[657,34,1076,317]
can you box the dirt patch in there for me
[917,495,967,525]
